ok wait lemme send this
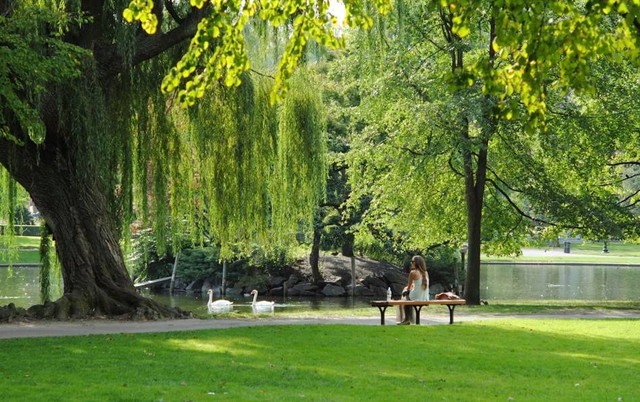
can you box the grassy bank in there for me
[483,241,640,264]
[0,235,41,264]
[195,300,640,321]
[1,319,637,401]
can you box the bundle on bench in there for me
[370,299,466,325]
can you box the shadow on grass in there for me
[2,319,639,401]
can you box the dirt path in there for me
[2,310,639,339]
[0,317,382,339]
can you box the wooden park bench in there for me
[370,299,466,325]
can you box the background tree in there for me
[335,1,640,304]
[306,57,365,282]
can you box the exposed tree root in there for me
[0,295,191,323]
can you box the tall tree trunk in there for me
[460,120,490,305]
[341,232,354,257]
[0,137,184,320]
[460,18,497,305]
[464,191,484,305]
[309,215,323,284]
[461,95,494,305]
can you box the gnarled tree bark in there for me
[0,0,208,320]
[0,131,186,319]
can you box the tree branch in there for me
[485,164,524,194]
[608,160,640,167]
[164,0,184,24]
[617,187,640,207]
[485,177,559,227]
[250,69,275,80]
[95,5,209,79]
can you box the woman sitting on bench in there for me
[398,255,430,325]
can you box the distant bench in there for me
[370,299,466,325]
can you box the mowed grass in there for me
[484,241,640,264]
[1,319,638,401]
[0,235,41,264]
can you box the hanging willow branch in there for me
[39,222,52,303]
[125,70,327,259]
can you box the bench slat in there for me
[370,299,466,325]
[371,300,466,307]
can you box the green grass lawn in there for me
[0,248,41,264]
[0,319,638,401]
[0,235,41,264]
[572,241,640,256]
[483,241,640,264]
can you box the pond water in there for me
[2,262,639,310]
[142,290,375,317]
[480,262,640,301]
[0,265,61,309]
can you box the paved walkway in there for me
[0,317,381,339]
[2,310,639,339]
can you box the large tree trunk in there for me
[0,2,206,321]
[461,93,495,305]
[464,194,484,305]
[461,121,490,306]
[0,137,185,320]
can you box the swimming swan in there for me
[250,289,275,314]
[207,289,233,313]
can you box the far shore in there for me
[483,245,640,265]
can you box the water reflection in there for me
[141,289,373,316]
[0,265,62,308]
[3,263,640,310]
[480,263,640,300]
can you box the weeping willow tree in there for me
[0,0,390,320]
[163,73,327,255]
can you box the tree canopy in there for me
[327,0,640,303]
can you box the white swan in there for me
[250,289,275,314]
[207,289,233,314]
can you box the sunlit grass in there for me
[0,235,40,248]
[484,241,640,263]
[168,337,257,355]
[0,235,41,264]
[1,319,638,401]
[461,299,640,314]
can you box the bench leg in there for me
[446,304,457,324]
[376,306,388,325]
[412,306,424,325]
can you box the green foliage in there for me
[0,171,33,263]
[272,72,328,239]
[2,2,341,294]
[438,0,640,121]
[38,224,53,303]
[331,1,640,262]
[145,72,328,258]
[176,247,219,282]
[128,225,298,284]
[127,227,186,281]
[0,170,17,242]
[0,1,87,144]
[124,0,393,105]
[340,22,469,253]
[11,206,34,225]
